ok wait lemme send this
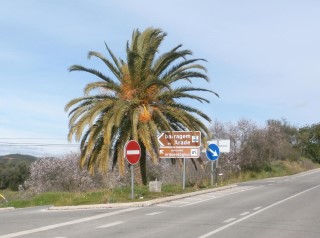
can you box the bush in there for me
[25,153,102,193]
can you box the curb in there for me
[48,184,237,210]
[0,207,15,211]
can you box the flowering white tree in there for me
[26,153,101,193]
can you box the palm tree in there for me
[65,27,218,185]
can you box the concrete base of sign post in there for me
[149,180,162,192]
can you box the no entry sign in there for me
[124,140,141,165]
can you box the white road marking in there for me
[156,204,177,208]
[224,218,236,223]
[97,221,124,229]
[180,186,258,208]
[240,212,250,216]
[293,169,320,178]
[145,211,165,216]
[253,206,262,211]
[167,200,190,204]
[184,198,204,201]
[0,207,140,238]
[198,184,320,238]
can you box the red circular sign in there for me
[124,140,141,165]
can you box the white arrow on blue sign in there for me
[206,143,220,161]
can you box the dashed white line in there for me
[145,211,165,216]
[240,212,250,216]
[198,184,320,238]
[0,207,140,238]
[224,218,236,223]
[97,221,124,229]
[180,186,258,208]
[253,206,262,211]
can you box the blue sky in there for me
[1,0,319,156]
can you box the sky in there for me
[1,0,319,156]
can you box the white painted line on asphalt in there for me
[223,218,236,223]
[145,211,165,216]
[253,206,262,211]
[180,186,259,208]
[294,170,320,178]
[0,207,14,211]
[240,212,250,216]
[97,221,124,229]
[168,200,190,204]
[156,204,177,208]
[0,207,140,238]
[198,184,320,238]
[184,198,204,201]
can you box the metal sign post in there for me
[131,165,134,200]
[211,161,214,186]
[183,158,186,190]
[206,143,220,187]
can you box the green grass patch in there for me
[0,184,203,208]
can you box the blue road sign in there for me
[206,143,220,161]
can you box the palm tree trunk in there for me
[139,142,147,185]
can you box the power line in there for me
[0,138,68,140]
[0,142,79,147]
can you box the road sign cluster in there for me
[158,131,201,158]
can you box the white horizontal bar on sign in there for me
[126,150,140,155]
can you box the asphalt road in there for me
[1,169,320,238]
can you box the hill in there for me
[0,154,39,190]
[0,154,38,166]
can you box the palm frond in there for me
[69,65,117,85]
[88,51,121,79]
[153,50,193,77]
[83,81,120,96]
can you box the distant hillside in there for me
[0,154,38,166]
[0,154,39,190]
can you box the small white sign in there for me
[207,139,230,153]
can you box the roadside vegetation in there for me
[1,118,319,208]
[0,158,318,208]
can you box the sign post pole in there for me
[131,165,134,200]
[215,159,219,186]
[206,143,220,186]
[183,158,186,190]
[211,161,214,186]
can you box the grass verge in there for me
[0,184,198,208]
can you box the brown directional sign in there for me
[158,147,200,158]
[157,131,201,147]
